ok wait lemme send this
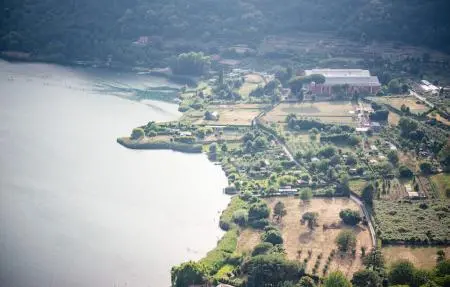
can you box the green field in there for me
[373,200,450,244]
[431,173,450,199]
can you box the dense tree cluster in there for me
[3,0,450,65]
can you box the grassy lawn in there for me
[237,73,264,99]
[368,96,430,115]
[263,101,356,126]
[430,173,450,199]
[349,179,368,197]
[193,104,264,126]
[200,229,238,270]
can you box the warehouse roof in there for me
[321,76,381,87]
[305,69,381,87]
[305,69,371,77]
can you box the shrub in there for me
[248,201,270,221]
[131,127,145,139]
[399,165,413,178]
[339,209,362,225]
[171,261,208,287]
[335,230,356,252]
[261,229,283,245]
[232,209,248,226]
[252,242,274,256]
[420,161,433,174]
[389,260,415,286]
[243,254,305,287]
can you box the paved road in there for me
[350,194,377,247]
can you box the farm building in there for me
[371,121,382,132]
[305,69,381,96]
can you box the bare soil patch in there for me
[194,104,263,126]
[264,102,355,125]
[369,96,430,115]
[265,197,373,278]
[383,246,450,270]
[236,228,262,254]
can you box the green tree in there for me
[245,254,304,287]
[324,271,352,287]
[171,261,208,287]
[249,201,270,221]
[273,201,287,221]
[388,150,399,165]
[437,250,446,263]
[335,230,356,252]
[351,269,381,287]
[264,79,281,95]
[399,165,414,178]
[318,145,337,158]
[419,161,433,174]
[388,79,402,94]
[339,209,362,225]
[362,182,375,205]
[308,74,326,84]
[209,142,217,154]
[131,127,145,139]
[252,242,274,256]
[300,188,313,203]
[398,118,418,136]
[261,229,284,245]
[170,52,210,76]
[288,77,306,95]
[389,260,415,286]
[412,269,431,287]
[232,209,248,226]
[302,212,319,231]
[298,276,316,287]
[363,248,385,270]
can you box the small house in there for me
[180,131,193,137]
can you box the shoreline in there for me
[0,54,198,86]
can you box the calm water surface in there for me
[0,61,230,287]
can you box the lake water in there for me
[0,60,230,287]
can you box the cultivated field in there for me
[373,200,450,244]
[263,101,356,126]
[368,96,430,115]
[193,104,264,126]
[237,73,264,98]
[388,112,401,126]
[261,197,373,278]
[431,173,450,199]
[383,246,450,270]
[428,113,450,126]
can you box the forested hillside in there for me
[2,0,449,65]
